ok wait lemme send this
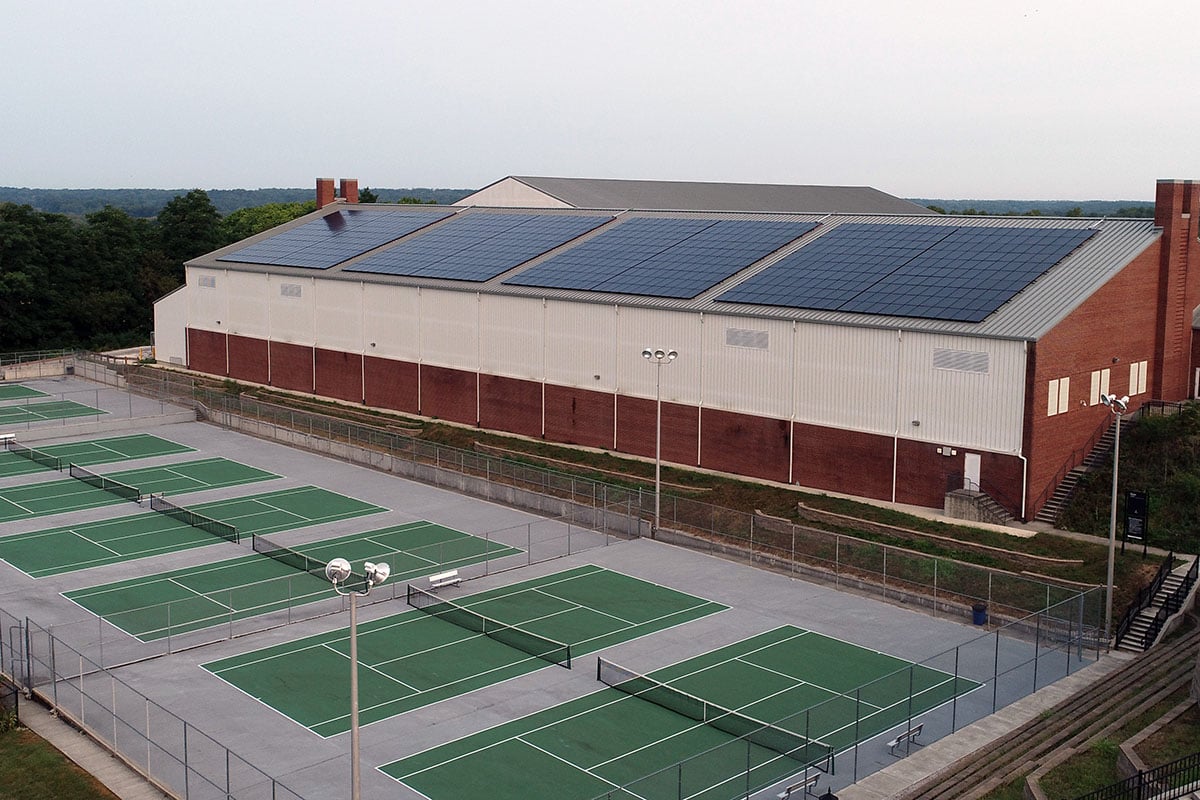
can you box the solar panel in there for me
[504,217,817,298]
[344,213,613,281]
[716,224,1096,322]
[217,209,453,269]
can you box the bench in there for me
[0,434,15,446]
[887,723,924,756]
[428,569,461,590]
[776,773,819,798]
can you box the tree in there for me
[156,189,222,279]
[358,187,379,203]
[219,201,316,244]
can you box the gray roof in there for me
[191,205,1160,343]
[468,175,934,215]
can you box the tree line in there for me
[0,186,473,218]
[0,190,318,352]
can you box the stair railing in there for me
[1113,551,1174,650]
[1031,413,1118,521]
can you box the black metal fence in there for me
[1073,750,1200,800]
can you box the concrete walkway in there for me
[835,650,1135,800]
[18,695,169,800]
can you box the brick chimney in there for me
[316,178,336,209]
[339,178,359,204]
[1152,179,1200,400]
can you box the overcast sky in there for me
[3,1,1197,199]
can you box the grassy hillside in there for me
[1059,404,1200,553]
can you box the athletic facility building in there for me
[153,178,1200,522]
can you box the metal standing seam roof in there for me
[468,175,936,215]
[189,204,1161,342]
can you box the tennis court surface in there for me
[0,485,387,577]
[0,457,278,523]
[0,399,105,425]
[63,521,522,641]
[383,626,980,800]
[0,433,194,478]
[203,564,727,736]
[0,384,48,400]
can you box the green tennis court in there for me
[0,458,278,523]
[64,521,523,641]
[0,485,387,577]
[383,626,981,800]
[0,399,106,425]
[0,433,195,478]
[203,565,727,736]
[0,385,47,401]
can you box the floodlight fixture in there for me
[325,557,352,584]
[364,561,390,587]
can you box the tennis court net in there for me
[597,657,833,769]
[69,463,141,504]
[252,532,353,580]
[149,493,240,544]
[407,583,571,669]
[7,441,62,472]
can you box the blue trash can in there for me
[972,603,988,625]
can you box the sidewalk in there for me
[17,695,169,800]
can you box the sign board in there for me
[1124,490,1149,543]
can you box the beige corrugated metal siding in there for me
[314,280,363,352]
[479,294,546,381]
[266,275,315,345]
[363,285,420,360]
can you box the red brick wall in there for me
[544,385,615,449]
[700,408,790,483]
[268,341,314,392]
[363,355,418,413]
[227,334,268,384]
[479,374,542,438]
[1154,181,1200,400]
[792,422,893,501]
[896,439,963,508]
[1027,246,1164,517]
[314,348,363,404]
[615,396,700,465]
[421,364,477,425]
[186,328,227,375]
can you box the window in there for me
[1129,360,1148,395]
[933,348,989,374]
[725,328,768,350]
[1048,377,1070,416]
[1089,368,1110,406]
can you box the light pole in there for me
[1099,393,1129,643]
[325,557,390,800]
[641,347,677,535]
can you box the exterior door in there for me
[964,452,981,491]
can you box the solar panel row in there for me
[504,218,818,298]
[717,224,1096,322]
[345,213,614,281]
[217,209,453,269]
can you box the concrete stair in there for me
[1116,558,1199,653]
[1035,418,1128,525]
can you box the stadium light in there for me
[326,557,390,800]
[642,347,678,536]
[1099,393,1129,643]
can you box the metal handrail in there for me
[1113,551,1174,650]
[1031,413,1116,519]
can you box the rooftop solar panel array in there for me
[717,223,1097,322]
[344,213,613,281]
[216,209,453,269]
[504,217,818,298]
